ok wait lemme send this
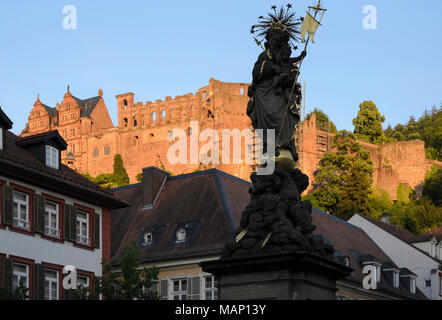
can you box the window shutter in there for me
[63,205,70,240]
[94,213,100,249]
[191,276,201,300]
[1,184,13,226]
[63,288,73,300]
[34,264,45,300]
[34,194,46,234]
[1,257,13,290]
[69,206,77,243]
[160,279,168,300]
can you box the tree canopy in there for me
[83,154,130,188]
[308,130,373,220]
[385,105,442,161]
[305,108,337,133]
[352,100,387,145]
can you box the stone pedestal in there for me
[201,251,352,300]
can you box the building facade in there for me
[0,107,127,300]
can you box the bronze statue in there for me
[223,3,333,259]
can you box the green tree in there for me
[305,108,338,133]
[423,165,442,206]
[352,100,387,145]
[113,154,130,187]
[309,130,373,220]
[94,242,160,300]
[385,105,442,161]
[0,279,30,300]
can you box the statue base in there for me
[201,251,351,300]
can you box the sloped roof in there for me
[111,169,250,265]
[0,107,13,129]
[41,104,58,117]
[0,130,127,209]
[355,214,441,263]
[72,95,102,118]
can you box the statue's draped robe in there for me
[248,52,300,154]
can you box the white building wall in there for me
[0,175,103,276]
[349,214,441,300]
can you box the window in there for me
[70,128,75,137]
[123,99,128,109]
[171,279,188,300]
[44,201,59,238]
[0,127,3,150]
[240,87,244,95]
[133,118,138,127]
[123,118,128,127]
[77,275,89,295]
[425,280,431,287]
[176,228,187,243]
[70,113,75,120]
[162,110,166,118]
[76,211,90,245]
[93,147,98,158]
[393,270,400,288]
[104,145,110,155]
[203,276,218,300]
[168,130,173,138]
[188,127,192,135]
[46,145,59,169]
[12,263,29,291]
[152,112,156,123]
[410,277,416,294]
[44,270,59,300]
[13,191,29,230]
[439,274,442,296]
[143,231,153,245]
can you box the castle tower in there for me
[116,93,135,128]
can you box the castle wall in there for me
[21,79,440,202]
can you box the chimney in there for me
[142,167,170,210]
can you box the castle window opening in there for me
[104,145,110,155]
[168,130,173,138]
[133,136,139,146]
[124,118,128,127]
[150,133,155,138]
[93,147,99,158]
[162,110,166,118]
[152,112,157,122]
[188,127,192,135]
[240,87,245,95]
[133,118,138,127]
[123,99,128,109]
[203,92,207,99]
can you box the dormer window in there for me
[143,231,153,245]
[176,228,187,243]
[45,145,59,169]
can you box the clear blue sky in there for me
[0,0,441,134]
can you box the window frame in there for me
[44,269,59,300]
[44,200,59,238]
[12,262,29,292]
[170,278,188,301]
[12,190,30,231]
[76,210,90,246]
[202,275,218,300]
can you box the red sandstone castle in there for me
[21,78,441,199]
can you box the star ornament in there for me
[287,4,292,9]
[271,5,277,10]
